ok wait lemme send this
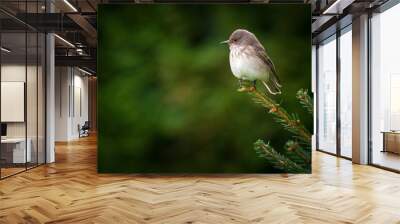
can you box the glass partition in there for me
[370,4,400,171]
[0,2,46,179]
[0,31,28,177]
[317,35,337,154]
[26,0,42,170]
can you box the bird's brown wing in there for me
[252,44,282,94]
[253,44,280,84]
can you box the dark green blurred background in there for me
[98,4,311,173]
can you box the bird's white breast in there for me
[229,46,269,81]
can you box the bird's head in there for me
[220,29,257,48]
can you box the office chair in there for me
[79,121,90,138]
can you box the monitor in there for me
[1,123,7,137]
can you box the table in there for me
[382,131,400,154]
[1,138,31,163]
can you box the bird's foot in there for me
[237,86,248,92]
[249,86,256,92]
[238,79,246,92]
[237,86,256,92]
[237,80,256,92]
[252,81,257,91]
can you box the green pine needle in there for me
[239,85,313,173]
[254,140,306,173]
[244,86,312,145]
[284,140,311,172]
[296,89,313,115]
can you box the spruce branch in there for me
[254,140,305,173]
[240,86,312,145]
[284,140,310,166]
[296,89,313,115]
[237,83,313,173]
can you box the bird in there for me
[221,29,281,94]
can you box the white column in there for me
[352,14,369,164]
[45,0,55,163]
[46,33,55,163]
[55,67,73,141]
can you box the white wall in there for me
[1,63,46,164]
[71,72,89,138]
[55,66,70,141]
[1,65,26,132]
[1,65,27,140]
[1,65,40,138]
[55,67,89,141]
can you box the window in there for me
[317,35,337,154]
[370,3,400,171]
[0,2,46,179]
[339,27,352,158]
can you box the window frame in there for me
[315,23,353,160]
[367,0,400,173]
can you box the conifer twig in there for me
[240,86,311,145]
[285,140,310,164]
[238,83,312,173]
[254,140,305,173]
[296,89,313,115]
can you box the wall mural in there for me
[98,4,312,173]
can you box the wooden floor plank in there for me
[0,135,400,223]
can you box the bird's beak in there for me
[220,40,229,44]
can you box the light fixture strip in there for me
[322,0,342,14]
[54,34,75,48]
[78,67,92,76]
[63,0,78,12]
[1,47,11,53]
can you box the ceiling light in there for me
[78,67,93,76]
[322,0,354,15]
[63,0,78,12]
[76,48,85,55]
[1,47,11,53]
[54,34,75,48]
[323,0,342,14]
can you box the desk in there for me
[382,131,400,154]
[1,138,31,163]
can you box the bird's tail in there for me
[262,74,282,95]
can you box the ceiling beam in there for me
[12,13,82,32]
[55,55,96,71]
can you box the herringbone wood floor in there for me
[1,135,400,224]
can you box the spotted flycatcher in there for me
[221,29,282,94]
